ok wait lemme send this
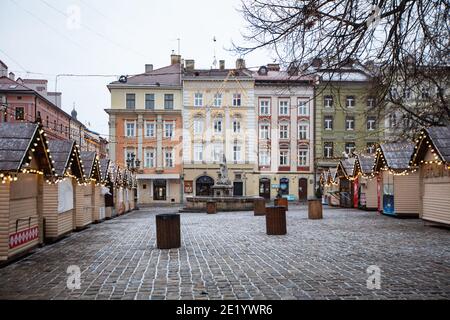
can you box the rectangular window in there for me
[144,150,155,168]
[279,150,289,166]
[324,116,333,130]
[193,119,204,135]
[145,122,155,137]
[212,144,223,162]
[298,149,309,166]
[403,89,411,100]
[421,87,430,99]
[298,100,308,116]
[367,143,376,154]
[15,107,24,120]
[214,119,223,133]
[345,142,356,155]
[213,93,222,107]
[126,94,136,109]
[125,150,135,162]
[298,124,308,140]
[346,116,355,131]
[389,113,397,128]
[324,142,334,158]
[194,144,203,162]
[367,117,377,131]
[194,93,203,107]
[259,124,270,140]
[164,94,174,109]
[164,149,174,168]
[125,121,135,137]
[279,124,289,139]
[233,145,242,162]
[259,150,270,166]
[164,122,174,138]
[367,97,376,108]
[233,120,241,133]
[233,93,242,107]
[324,95,333,108]
[346,96,355,108]
[279,100,289,115]
[260,99,270,115]
[145,94,155,110]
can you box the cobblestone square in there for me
[0,206,449,300]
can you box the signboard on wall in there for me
[184,181,193,194]
[58,179,74,214]
[9,227,38,249]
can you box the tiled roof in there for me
[183,68,253,79]
[99,158,110,182]
[426,126,450,163]
[0,76,33,92]
[253,70,314,82]
[109,63,181,87]
[340,158,357,177]
[0,123,38,171]
[357,154,375,174]
[48,140,75,177]
[80,151,97,178]
[380,142,415,170]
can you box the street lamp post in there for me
[127,153,141,210]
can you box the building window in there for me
[279,100,289,115]
[388,113,397,128]
[164,149,174,168]
[233,93,242,107]
[421,87,430,99]
[194,144,203,162]
[403,89,412,100]
[260,99,270,115]
[125,150,135,162]
[214,119,223,133]
[15,107,24,120]
[324,116,333,130]
[367,117,377,131]
[324,142,333,158]
[233,120,241,133]
[144,150,155,168]
[324,95,333,108]
[345,142,356,155]
[279,150,289,166]
[194,93,203,107]
[259,124,270,140]
[298,124,308,140]
[259,150,270,166]
[212,143,223,162]
[164,122,174,138]
[126,94,135,109]
[390,88,399,99]
[54,120,57,130]
[346,116,355,131]
[213,93,222,107]
[367,143,376,154]
[145,122,155,137]
[145,94,155,110]
[193,118,204,135]
[233,145,242,162]
[346,96,355,108]
[298,100,308,116]
[367,97,376,108]
[164,94,174,109]
[125,121,135,137]
[279,124,289,139]
[298,148,309,166]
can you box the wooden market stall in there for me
[355,153,378,210]
[336,158,357,208]
[113,165,125,216]
[43,140,84,242]
[0,123,54,263]
[326,168,340,207]
[373,142,419,218]
[410,126,450,226]
[100,159,115,220]
[75,151,100,230]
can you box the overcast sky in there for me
[0,0,272,138]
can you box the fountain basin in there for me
[181,196,261,212]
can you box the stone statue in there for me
[217,154,231,186]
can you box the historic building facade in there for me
[253,64,316,201]
[181,59,258,200]
[106,55,183,205]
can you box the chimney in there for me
[312,58,323,68]
[219,60,225,70]
[236,58,246,69]
[287,62,299,76]
[145,64,153,73]
[0,60,7,77]
[171,54,181,65]
[185,60,195,71]
[9,72,15,81]
[267,64,280,71]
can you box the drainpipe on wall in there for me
[313,81,317,195]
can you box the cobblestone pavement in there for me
[0,206,449,300]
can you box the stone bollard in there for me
[266,206,287,235]
[308,198,323,220]
[206,200,217,214]
[254,197,266,216]
[274,197,289,211]
[156,214,181,249]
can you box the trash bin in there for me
[206,201,217,214]
[308,198,323,220]
[156,214,181,249]
[266,206,287,235]
[254,197,266,216]
[274,197,288,211]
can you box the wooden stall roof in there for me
[0,123,53,175]
[337,158,357,178]
[356,153,375,175]
[48,140,84,179]
[80,151,100,181]
[99,158,111,182]
[411,126,450,165]
[377,142,415,170]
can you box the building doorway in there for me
[153,180,167,201]
[298,178,308,202]
[233,182,243,196]
[259,178,271,200]
[196,176,214,196]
